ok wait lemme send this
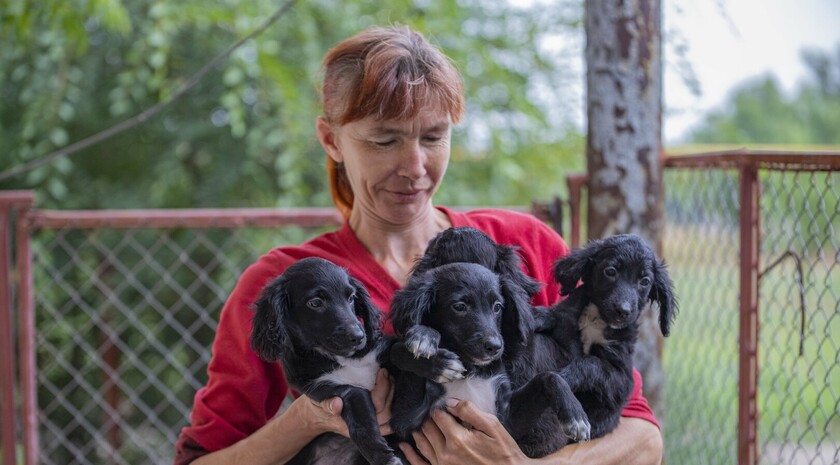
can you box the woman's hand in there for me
[371,368,396,435]
[400,399,531,465]
[293,368,394,438]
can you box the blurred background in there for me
[1,1,838,465]
[2,0,838,209]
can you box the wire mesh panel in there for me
[663,168,741,464]
[663,164,840,465]
[758,170,839,465]
[30,224,333,465]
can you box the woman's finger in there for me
[443,399,498,437]
[399,442,431,465]
[371,368,394,435]
[420,411,447,449]
[301,395,349,437]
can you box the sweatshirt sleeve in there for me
[173,252,292,461]
[621,369,660,428]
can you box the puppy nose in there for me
[619,302,633,316]
[340,325,366,345]
[483,338,503,356]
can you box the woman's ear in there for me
[316,117,343,163]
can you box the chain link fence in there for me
[1,152,838,465]
[662,156,839,465]
[31,226,336,465]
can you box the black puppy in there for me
[388,262,513,440]
[536,234,678,439]
[391,228,591,458]
[250,257,401,465]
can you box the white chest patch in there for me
[579,304,608,355]
[316,351,380,391]
[443,374,505,416]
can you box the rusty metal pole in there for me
[0,197,18,465]
[738,164,760,465]
[16,196,37,465]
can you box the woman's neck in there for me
[349,206,451,285]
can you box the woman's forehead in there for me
[351,110,452,135]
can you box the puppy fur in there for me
[537,233,678,439]
[250,257,400,465]
[395,227,592,458]
[388,262,513,441]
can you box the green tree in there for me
[688,44,840,145]
[1,0,585,210]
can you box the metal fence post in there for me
[15,196,37,465]
[738,163,760,465]
[0,196,18,465]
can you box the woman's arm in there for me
[191,395,345,465]
[401,400,662,465]
[190,368,394,465]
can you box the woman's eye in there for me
[604,267,617,278]
[374,139,396,147]
[640,277,651,286]
[452,302,467,313]
[307,298,324,309]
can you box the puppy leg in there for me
[309,384,401,465]
[390,341,465,383]
[530,305,557,333]
[506,372,590,457]
[390,373,446,441]
[404,325,441,359]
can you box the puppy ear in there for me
[651,259,678,336]
[390,273,435,336]
[495,245,542,298]
[499,277,535,358]
[250,276,293,361]
[553,242,598,296]
[350,277,383,341]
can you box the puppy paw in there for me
[385,457,405,465]
[563,417,591,443]
[405,326,441,359]
[432,348,466,383]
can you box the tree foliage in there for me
[687,44,840,145]
[1,0,585,209]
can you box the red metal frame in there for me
[0,191,36,465]
[566,150,839,465]
[1,150,838,465]
[1,201,17,465]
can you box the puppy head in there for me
[553,234,677,335]
[391,262,505,367]
[413,226,542,298]
[412,227,499,276]
[250,257,381,361]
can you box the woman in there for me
[174,25,663,465]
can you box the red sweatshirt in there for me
[174,207,657,463]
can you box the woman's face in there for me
[320,107,452,226]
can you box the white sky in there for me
[663,0,840,144]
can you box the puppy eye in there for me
[639,277,651,286]
[493,302,503,313]
[604,267,617,278]
[348,293,355,304]
[452,302,467,313]
[307,298,324,310]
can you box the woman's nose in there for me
[396,140,427,180]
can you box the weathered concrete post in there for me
[585,0,665,419]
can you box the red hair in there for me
[320,26,465,218]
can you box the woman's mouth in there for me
[386,189,426,202]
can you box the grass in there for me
[661,224,839,464]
